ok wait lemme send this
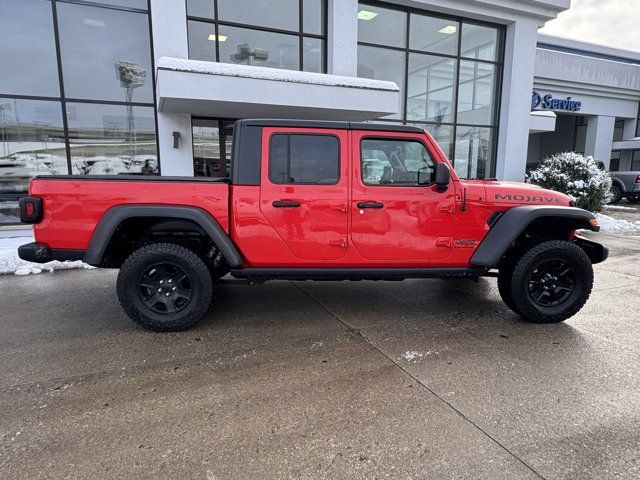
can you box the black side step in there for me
[230,267,489,284]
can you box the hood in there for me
[468,179,573,207]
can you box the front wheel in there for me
[510,241,593,324]
[117,243,213,332]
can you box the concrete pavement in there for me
[0,232,639,479]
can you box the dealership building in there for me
[1,0,640,224]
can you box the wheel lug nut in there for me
[168,279,172,284]
[172,287,176,291]
[158,288,162,292]
[165,293,170,296]
[160,280,164,284]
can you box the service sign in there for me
[532,91,582,112]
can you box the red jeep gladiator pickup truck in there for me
[18,119,608,331]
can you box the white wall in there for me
[150,0,193,176]
[495,18,540,181]
[327,0,358,76]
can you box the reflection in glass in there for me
[57,3,153,102]
[303,37,324,73]
[457,61,497,125]
[192,119,234,178]
[357,4,406,48]
[407,54,457,123]
[409,14,458,56]
[357,46,405,119]
[303,0,324,35]
[0,0,60,97]
[454,126,494,179]
[66,103,157,175]
[410,123,453,161]
[461,23,499,61]
[188,20,218,62]
[0,99,66,195]
[86,0,148,9]
[218,26,299,70]
[218,0,299,31]
[186,0,215,19]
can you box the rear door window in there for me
[269,134,340,184]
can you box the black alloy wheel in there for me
[526,258,576,307]
[138,262,193,314]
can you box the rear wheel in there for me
[626,194,640,204]
[510,241,593,324]
[117,243,213,332]
[610,184,623,204]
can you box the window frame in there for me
[356,0,505,179]
[359,136,437,187]
[268,132,341,185]
[186,0,328,73]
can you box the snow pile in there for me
[527,152,612,212]
[401,351,432,362]
[0,235,94,276]
[596,213,640,232]
[604,205,637,212]
[158,57,400,92]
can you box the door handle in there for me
[272,201,301,208]
[357,201,384,209]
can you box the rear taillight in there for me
[635,175,640,184]
[18,196,43,224]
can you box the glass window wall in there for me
[187,0,326,73]
[0,0,158,224]
[357,2,504,179]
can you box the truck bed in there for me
[30,176,230,251]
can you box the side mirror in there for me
[435,162,450,192]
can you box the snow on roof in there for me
[157,57,400,92]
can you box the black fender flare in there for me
[470,206,599,268]
[83,205,243,267]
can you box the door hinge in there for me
[330,203,348,213]
[439,203,455,214]
[436,237,452,248]
[329,237,347,248]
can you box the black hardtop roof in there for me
[236,119,424,133]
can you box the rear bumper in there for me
[18,242,85,264]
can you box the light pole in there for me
[230,44,269,65]
[115,61,146,157]
[0,103,11,157]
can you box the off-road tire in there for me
[626,194,640,204]
[610,184,623,204]
[510,240,593,324]
[497,260,519,314]
[117,243,213,332]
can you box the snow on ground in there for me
[604,205,637,212]
[401,351,432,362]
[0,234,94,276]
[596,213,640,232]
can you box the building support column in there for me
[495,19,539,181]
[584,115,615,169]
[150,0,193,176]
[327,0,358,76]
